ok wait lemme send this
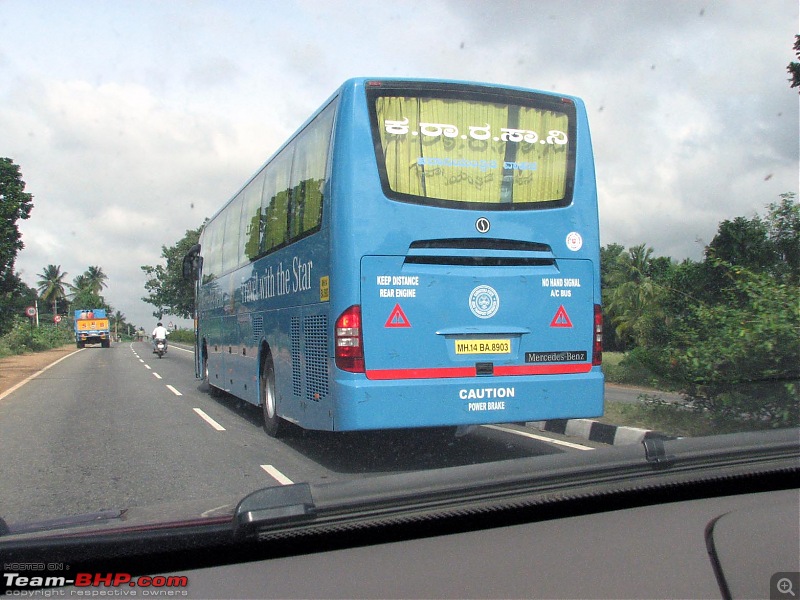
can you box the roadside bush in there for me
[167,328,195,344]
[666,265,800,428]
[0,318,74,357]
[603,347,676,390]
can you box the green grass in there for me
[602,351,677,390]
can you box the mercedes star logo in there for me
[476,217,491,234]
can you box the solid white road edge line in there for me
[0,349,84,402]
[193,407,225,430]
[482,424,594,451]
[167,345,193,354]
[261,464,294,485]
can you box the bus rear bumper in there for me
[329,370,604,432]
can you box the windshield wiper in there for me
[231,429,799,542]
[233,483,316,539]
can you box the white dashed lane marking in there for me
[261,464,294,485]
[193,407,225,431]
[132,345,297,487]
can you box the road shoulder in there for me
[0,346,80,398]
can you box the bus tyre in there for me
[261,357,285,438]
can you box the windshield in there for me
[0,0,797,592]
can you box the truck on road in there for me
[74,309,111,348]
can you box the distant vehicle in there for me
[184,78,604,437]
[74,309,110,349]
[153,338,166,359]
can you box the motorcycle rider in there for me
[152,322,169,354]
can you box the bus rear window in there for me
[370,90,576,210]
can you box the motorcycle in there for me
[154,339,167,359]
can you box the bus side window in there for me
[221,193,244,274]
[202,217,222,282]
[261,149,293,254]
[288,104,335,239]
[242,172,265,262]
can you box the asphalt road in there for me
[0,342,600,526]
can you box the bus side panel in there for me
[234,232,333,429]
[202,314,226,392]
[267,303,334,431]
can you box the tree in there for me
[69,288,108,313]
[788,34,800,92]
[69,274,90,298]
[85,265,109,295]
[69,267,111,311]
[765,192,799,282]
[599,243,626,351]
[667,262,799,427]
[0,158,34,280]
[706,215,774,271]
[704,194,799,287]
[0,158,34,334]
[605,243,669,349]
[111,310,128,338]
[0,271,37,334]
[37,265,69,316]
[141,226,202,319]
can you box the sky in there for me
[0,0,797,329]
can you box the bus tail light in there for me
[592,304,603,366]
[335,305,365,373]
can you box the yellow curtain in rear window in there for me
[376,96,569,205]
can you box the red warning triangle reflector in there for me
[385,304,411,328]
[550,305,573,328]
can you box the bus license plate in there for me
[454,339,511,355]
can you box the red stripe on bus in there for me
[493,363,593,376]
[365,363,592,380]
[366,366,477,380]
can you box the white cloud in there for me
[4,75,286,325]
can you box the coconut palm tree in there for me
[69,274,91,299]
[85,265,109,295]
[606,244,664,348]
[36,264,69,315]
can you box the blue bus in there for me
[183,78,603,436]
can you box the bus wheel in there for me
[261,356,285,437]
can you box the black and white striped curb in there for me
[529,419,675,445]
